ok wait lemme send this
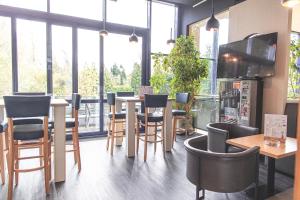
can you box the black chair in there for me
[184,135,260,200]
[136,94,168,161]
[172,93,190,146]
[106,93,126,155]
[4,95,51,199]
[49,93,82,172]
[0,121,7,185]
[207,122,259,153]
[116,91,139,112]
[13,92,46,95]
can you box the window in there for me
[17,19,47,92]
[107,0,147,28]
[52,25,72,98]
[0,16,12,97]
[51,0,102,20]
[0,0,47,11]
[151,1,176,54]
[288,32,300,99]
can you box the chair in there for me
[207,122,259,153]
[13,92,45,95]
[116,91,139,112]
[136,94,168,161]
[172,93,190,146]
[106,93,126,155]
[4,95,51,200]
[0,121,7,185]
[184,135,260,200]
[49,94,82,172]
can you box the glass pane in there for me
[0,0,47,11]
[78,29,100,133]
[107,0,147,28]
[51,0,102,20]
[0,16,12,97]
[52,25,72,98]
[288,32,300,99]
[17,19,46,92]
[151,2,176,54]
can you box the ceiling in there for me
[160,0,243,6]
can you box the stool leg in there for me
[71,128,78,164]
[154,123,157,153]
[7,138,15,200]
[172,117,177,147]
[0,134,5,185]
[39,138,43,167]
[136,121,140,154]
[14,142,19,186]
[110,119,115,155]
[162,121,165,158]
[43,138,50,194]
[144,124,148,162]
[74,127,81,172]
[106,121,111,151]
[48,139,52,181]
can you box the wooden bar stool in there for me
[106,93,126,155]
[4,95,51,200]
[0,121,7,185]
[172,93,190,147]
[136,94,168,161]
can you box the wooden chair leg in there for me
[48,140,52,181]
[39,138,43,167]
[7,138,15,200]
[110,120,115,156]
[136,121,140,154]
[72,128,78,164]
[74,128,81,172]
[154,123,157,153]
[14,142,19,186]
[162,122,165,158]
[0,134,5,185]
[106,121,111,151]
[172,118,177,148]
[144,124,148,162]
[43,138,50,194]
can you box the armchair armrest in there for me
[207,123,229,153]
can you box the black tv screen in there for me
[217,32,278,79]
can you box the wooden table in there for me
[227,134,297,196]
[0,99,69,183]
[115,96,173,157]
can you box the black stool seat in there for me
[137,113,164,123]
[49,118,76,129]
[13,118,43,125]
[0,121,8,133]
[122,108,139,112]
[13,124,45,140]
[172,109,186,116]
[108,112,126,119]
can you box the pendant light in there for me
[100,0,108,37]
[282,0,300,7]
[166,28,176,45]
[129,28,138,43]
[206,0,219,32]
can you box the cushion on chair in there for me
[13,124,45,140]
[172,109,186,116]
[13,118,43,125]
[122,108,139,112]
[137,113,164,123]
[108,112,126,120]
[66,118,76,128]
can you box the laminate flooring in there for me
[0,134,294,200]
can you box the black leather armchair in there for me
[184,135,260,200]
[207,123,259,153]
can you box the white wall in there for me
[228,0,292,123]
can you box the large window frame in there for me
[0,0,178,137]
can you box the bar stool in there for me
[49,93,82,172]
[0,121,7,185]
[172,93,190,147]
[4,95,51,200]
[136,94,168,161]
[106,93,126,155]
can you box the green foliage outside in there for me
[150,36,209,113]
[288,39,300,99]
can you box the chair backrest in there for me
[230,124,259,138]
[184,135,259,193]
[176,93,189,104]
[14,92,45,96]
[4,96,51,118]
[116,92,134,97]
[207,123,230,153]
[107,93,116,106]
[72,93,81,110]
[144,94,168,108]
[284,102,298,138]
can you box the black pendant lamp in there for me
[167,28,176,45]
[282,0,300,7]
[129,28,138,43]
[100,0,108,37]
[206,0,219,32]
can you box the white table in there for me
[0,99,68,183]
[115,97,173,157]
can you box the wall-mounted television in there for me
[217,32,278,79]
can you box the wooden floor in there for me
[0,134,294,200]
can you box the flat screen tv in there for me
[217,32,278,79]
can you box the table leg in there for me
[126,101,135,157]
[115,100,123,146]
[53,106,66,182]
[267,157,275,195]
[164,101,172,152]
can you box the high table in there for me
[115,96,173,157]
[227,134,297,196]
[0,99,68,183]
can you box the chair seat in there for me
[122,108,139,112]
[227,145,244,153]
[172,109,186,116]
[49,118,76,129]
[13,124,46,140]
[137,113,164,123]
[13,118,43,125]
[108,112,126,120]
[0,121,8,133]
